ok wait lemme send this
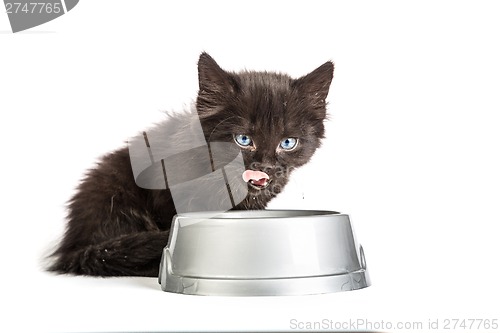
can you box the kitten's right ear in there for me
[294,61,334,107]
[198,52,239,95]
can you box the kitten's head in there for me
[196,52,334,209]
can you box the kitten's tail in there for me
[47,231,169,277]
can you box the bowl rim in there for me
[174,209,343,220]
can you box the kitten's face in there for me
[196,53,334,209]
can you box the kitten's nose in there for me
[251,162,275,175]
[253,149,275,165]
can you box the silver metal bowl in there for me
[159,210,370,296]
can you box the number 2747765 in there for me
[5,2,62,14]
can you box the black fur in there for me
[48,53,334,277]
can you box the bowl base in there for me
[159,249,370,296]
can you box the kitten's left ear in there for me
[198,52,239,95]
[294,61,334,105]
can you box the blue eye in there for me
[235,134,253,147]
[280,138,298,150]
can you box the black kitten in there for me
[48,53,334,277]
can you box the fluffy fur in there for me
[48,53,334,277]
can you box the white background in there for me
[1,1,500,332]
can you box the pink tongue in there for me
[242,170,269,184]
